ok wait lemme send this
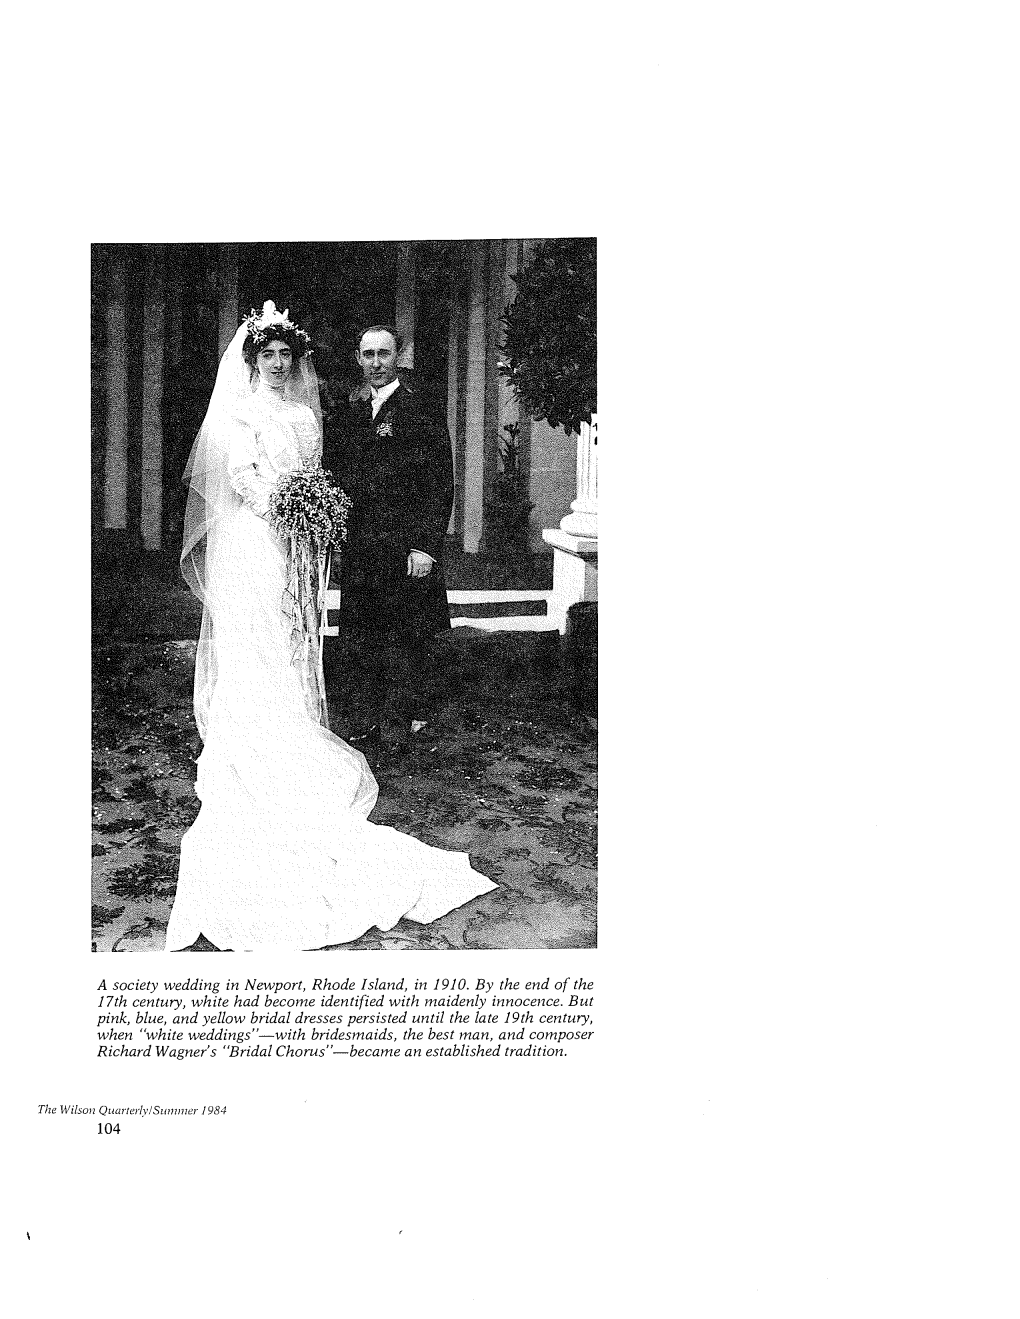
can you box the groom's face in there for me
[357,330,399,391]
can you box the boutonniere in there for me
[375,419,394,437]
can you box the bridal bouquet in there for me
[266,465,352,553]
[266,466,353,729]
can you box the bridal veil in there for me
[180,304,322,737]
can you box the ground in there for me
[92,621,597,954]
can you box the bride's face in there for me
[256,339,293,387]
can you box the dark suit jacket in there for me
[322,382,453,639]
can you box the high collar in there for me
[256,380,295,408]
[370,378,401,410]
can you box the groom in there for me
[322,324,454,761]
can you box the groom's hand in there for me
[407,551,434,578]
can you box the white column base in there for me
[542,527,598,634]
[559,504,598,537]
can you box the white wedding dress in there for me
[165,380,495,952]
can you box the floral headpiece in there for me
[243,300,312,353]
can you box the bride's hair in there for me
[242,321,310,368]
[241,302,312,368]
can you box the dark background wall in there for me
[92,240,460,559]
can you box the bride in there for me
[165,301,495,952]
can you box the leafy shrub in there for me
[500,239,596,437]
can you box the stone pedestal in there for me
[542,528,598,633]
[541,415,597,633]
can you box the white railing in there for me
[321,588,557,636]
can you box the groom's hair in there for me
[356,324,403,354]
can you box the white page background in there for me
[6,2,1020,1314]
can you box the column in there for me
[462,241,488,553]
[484,236,506,463]
[541,411,598,631]
[446,254,462,536]
[104,249,128,530]
[217,243,239,357]
[395,240,415,368]
[558,415,598,537]
[540,363,597,631]
[141,246,165,550]
[163,255,184,552]
[500,238,524,469]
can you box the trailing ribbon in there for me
[284,534,330,729]
[318,548,332,727]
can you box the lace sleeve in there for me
[291,405,322,466]
[227,415,275,516]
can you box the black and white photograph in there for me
[10,14,631,1319]
[91,239,597,954]
[11,3,1020,1315]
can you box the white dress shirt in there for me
[370,377,401,418]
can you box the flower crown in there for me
[243,300,312,352]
